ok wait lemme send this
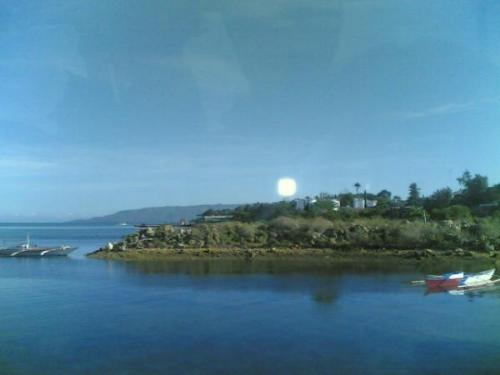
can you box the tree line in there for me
[203,171,500,222]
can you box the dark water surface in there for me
[0,224,499,374]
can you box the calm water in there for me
[0,224,499,374]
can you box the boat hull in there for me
[0,248,16,256]
[425,272,464,289]
[461,269,495,286]
[425,278,461,289]
[41,246,77,256]
[0,246,77,257]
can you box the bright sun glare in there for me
[277,178,297,197]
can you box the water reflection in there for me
[123,261,343,306]
[3,226,500,374]
[121,258,500,307]
[312,288,339,305]
[121,257,497,277]
[423,283,500,300]
[448,285,500,299]
[121,258,419,276]
[119,259,423,307]
[2,255,500,374]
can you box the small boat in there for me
[448,278,500,295]
[0,236,77,257]
[460,269,495,287]
[425,272,464,289]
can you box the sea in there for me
[0,223,499,374]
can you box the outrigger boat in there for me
[425,272,464,289]
[0,236,76,257]
[420,269,497,292]
[460,269,495,287]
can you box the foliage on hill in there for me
[109,214,500,253]
[202,170,500,223]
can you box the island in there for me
[88,171,500,265]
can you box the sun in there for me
[277,178,297,197]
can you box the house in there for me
[305,197,317,205]
[293,198,306,211]
[199,214,233,222]
[294,197,319,211]
[477,202,499,209]
[475,202,499,215]
[332,199,340,211]
[295,197,340,211]
[173,220,192,234]
[353,197,365,209]
[353,197,377,209]
[293,197,340,211]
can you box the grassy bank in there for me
[87,214,500,271]
[88,247,497,266]
[92,216,500,252]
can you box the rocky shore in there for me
[87,216,500,264]
[88,246,498,268]
[86,214,500,272]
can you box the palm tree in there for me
[354,182,361,194]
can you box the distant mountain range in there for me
[68,204,240,225]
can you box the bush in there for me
[117,213,497,252]
[430,205,472,221]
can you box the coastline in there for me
[87,247,497,267]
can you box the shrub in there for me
[430,205,472,221]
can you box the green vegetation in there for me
[90,170,500,259]
[93,214,500,254]
[208,171,499,222]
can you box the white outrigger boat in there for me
[0,236,76,257]
[459,269,495,287]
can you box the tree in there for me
[407,183,422,207]
[376,190,392,200]
[392,195,404,207]
[456,170,489,206]
[317,192,334,200]
[311,193,335,214]
[424,187,453,210]
[338,192,354,207]
[457,170,472,189]
[375,190,392,208]
[430,205,472,221]
[354,182,361,194]
[487,184,500,203]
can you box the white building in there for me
[353,197,365,209]
[294,197,339,211]
[293,198,306,211]
[305,197,317,206]
[353,198,377,209]
[332,199,340,211]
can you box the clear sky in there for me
[1,0,500,221]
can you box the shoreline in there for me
[87,247,497,264]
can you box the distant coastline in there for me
[67,204,240,225]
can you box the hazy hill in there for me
[68,204,240,225]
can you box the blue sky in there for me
[1,0,500,221]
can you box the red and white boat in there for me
[425,272,464,289]
[460,269,495,287]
